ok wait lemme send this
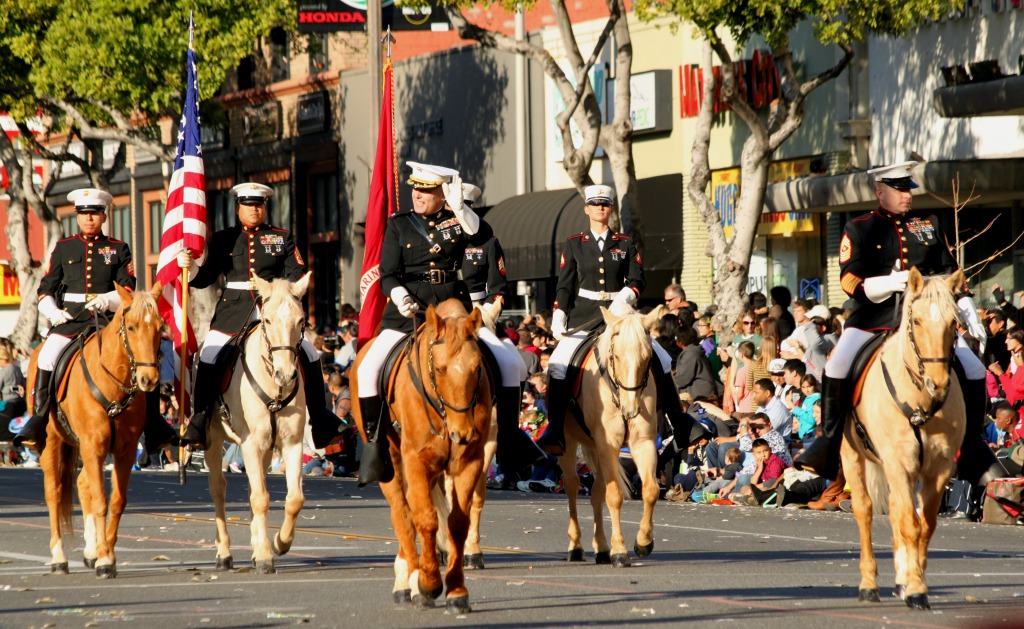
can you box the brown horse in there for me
[556,306,661,566]
[842,268,966,610]
[30,283,163,577]
[352,299,491,613]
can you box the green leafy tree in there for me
[634,0,961,340]
[0,0,292,349]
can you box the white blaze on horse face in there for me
[144,311,153,324]
[929,303,941,322]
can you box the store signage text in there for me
[679,51,779,119]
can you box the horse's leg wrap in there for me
[794,375,846,481]
[651,362,709,447]
[495,386,545,470]
[537,375,572,455]
[357,396,394,485]
[14,369,53,450]
[300,353,345,449]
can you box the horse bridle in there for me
[594,333,651,412]
[406,334,482,439]
[87,303,161,418]
[240,315,303,415]
[881,294,957,427]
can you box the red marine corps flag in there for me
[357,54,398,349]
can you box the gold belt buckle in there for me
[599,291,609,301]
[86,293,98,302]
[428,269,443,284]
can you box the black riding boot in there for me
[13,369,53,451]
[794,375,845,481]
[652,362,711,448]
[299,354,346,449]
[956,377,1008,486]
[180,362,220,450]
[495,386,546,471]
[357,395,394,486]
[144,391,179,455]
[537,376,572,455]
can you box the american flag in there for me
[156,25,207,354]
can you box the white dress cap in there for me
[584,184,615,205]
[865,161,919,190]
[461,183,482,206]
[68,188,114,212]
[230,182,275,204]
[406,161,458,189]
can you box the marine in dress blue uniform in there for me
[15,189,176,454]
[537,185,709,455]
[177,183,343,450]
[459,184,509,306]
[794,161,1006,485]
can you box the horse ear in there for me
[426,304,445,338]
[464,308,483,338]
[291,272,312,299]
[115,283,132,305]
[642,307,662,332]
[600,306,620,327]
[252,274,274,300]
[149,280,163,299]
[946,269,965,295]
[907,266,925,295]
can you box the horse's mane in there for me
[597,311,651,369]
[435,299,468,318]
[899,273,962,332]
[129,286,158,313]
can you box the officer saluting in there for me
[176,183,343,449]
[460,182,509,306]
[539,185,708,455]
[794,161,1006,485]
[15,188,175,453]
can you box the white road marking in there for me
[0,550,53,563]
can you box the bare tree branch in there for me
[44,96,173,161]
[709,39,768,147]
[556,14,616,132]
[17,122,92,173]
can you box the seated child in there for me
[737,438,789,503]
[698,447,743,494]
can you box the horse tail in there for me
[57,443,78,539]
[864,458,890,516]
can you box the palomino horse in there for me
[556,306,661,566]
[202,273,311,574]
[842,268,966,610]
[351,300,491,613]
[32,283,164,577]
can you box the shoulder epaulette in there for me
[568,233,585,240]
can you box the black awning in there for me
[486,174,684,281]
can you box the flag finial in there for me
[188,12,195,51]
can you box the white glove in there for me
[442,174,481,236]
[863,270,909,304]
[176,249,200,281]
[608,287,637,316]
[480,300,499,325]
[390,286,419,318]
[551,309,568,340]
[957,295,986,351]
[38,295,72,327]
[85,290,122,313]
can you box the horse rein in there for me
[240,315,302,415]
[406,332,482,439]
[593,334,651,412]
[86,303,160,418]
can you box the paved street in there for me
[0,467,1022,628]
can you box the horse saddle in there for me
[53,333,94,402]
[848,331,888,406]
[567,326,604,399]
[377,329,501,404]
[216,321,261,395]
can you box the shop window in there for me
[312,173,338,233]
[270,27,290,83]
[61,214,76,237]
[237,55,255,91]
[209,190,233,232]
[308,33,330,75]
[149,200,164,254]
[108,206,131,241]
[270,182,292,231]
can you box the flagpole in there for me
[179,11,195,487]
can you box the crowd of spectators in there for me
[3,282,1022,523]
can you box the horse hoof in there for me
[420,580,443,601]
[253,559,276,574]
[634,540,654,557]
[272,532,291,557]
[412,594,436,610]
[464,554,485,570]
[393,589,412,605]
[95,564,116,579]
[567,548,585,562]
[595,551,612,565]
[858,588,880,603]
[893,584,907,600]
[83,557,96,569]
[215,556,234,571]
[905,594,930,610]
[445,595,472,615]
[611,553,631,568]
[50,562,69,575]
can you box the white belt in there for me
[225,281,254,290]
[63,293,90,303]
[578,288,614,301]
[469,290,487,302]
